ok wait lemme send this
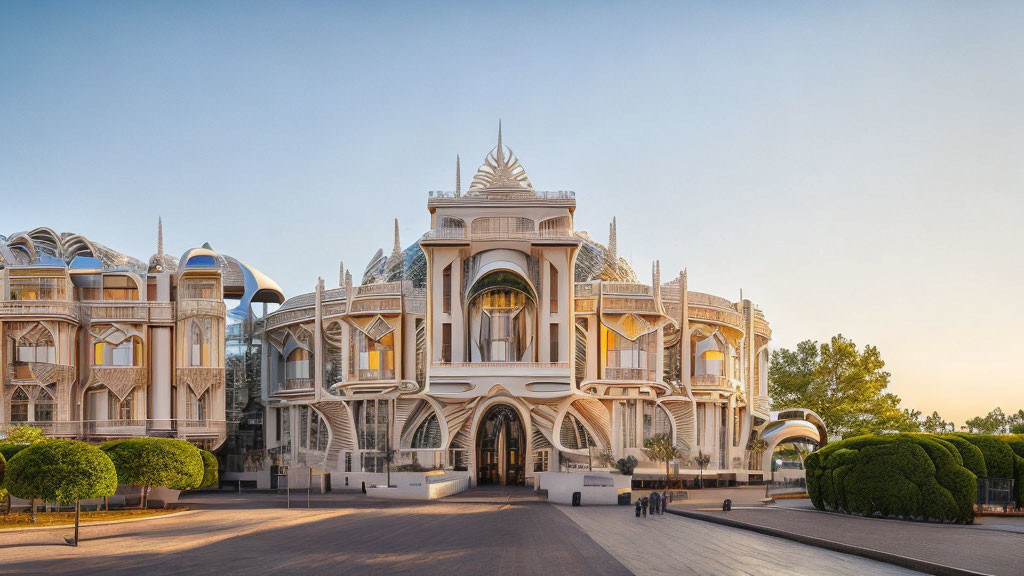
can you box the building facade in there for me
[0,224,283,456]
[262,128,826,488]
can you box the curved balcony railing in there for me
[0,300,80,321]
[602,282,652,296]
[421,228,576,242]
[431,361,569,369]
[177,299,226,319]
[691,374,737,388]
[602,367,657,381]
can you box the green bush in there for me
[0,443,29,462]
[937,435,987,477]
[199,450,219,489]
[1001,435,1024,458]
[3,439,117,503]
[805,434,976,523]
[100,438,204,503]
[954,434,1014,478]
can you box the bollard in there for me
[361,481,367,494]
[722,498,732,512]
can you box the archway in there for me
[475,404,525,486]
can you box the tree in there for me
[642,433,684,489]
[693,452,711,488]
[769,334,920,439]
[3,425,45,445]
[1009,410,1024,434]
[921,411,955,434]
[614,455,638,475]
[3,439,117,545]
[100,438,204,508]
[963,408,1008,434]
[0,451,7,516]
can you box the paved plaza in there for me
[0,487,938,576]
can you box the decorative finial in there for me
[455,155,461,197]
[653,260,662,308]
[339,261,345,288]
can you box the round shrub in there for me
[199,450,219,489]
[1001,435,1024,458]
[101,438,204,492]
[806,434,976,523]
[937,435,987,477]
[3,439,117,503]
[0,443,29,462]
[954,434,1014,478]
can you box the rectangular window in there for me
[442,264,452,314]
[549,264,558,314]
[697,404,706,446]
[549,323,559,363]
[441,323,452,363]
[620,400,637,449]
[533,450,549,472]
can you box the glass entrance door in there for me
[476,405,525,486]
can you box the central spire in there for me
[468,121,534,194]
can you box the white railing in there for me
[421,229,576,242]
[356,283,402,296]
[427,475,470,499]
[431,361,569,369]
[0,300,80,320]
[602,282,651,296]
[691,374,735,388]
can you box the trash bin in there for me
[572,491,582,507]
[722,498,732,512]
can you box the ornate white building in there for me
[262,127,826,489]
[0,224,284,456]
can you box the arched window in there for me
[190,321,211,367]
[16,330,55,365]
[353,331,394,381]
[108,391,133,422]
[642,402,672,440]
[187,389,208,423]
[411,414,441,449]
[10,387,29,422]
[560,413,596,450]
[34,387,54,422]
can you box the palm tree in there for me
[643,433,683,489]
[694,452,711,489]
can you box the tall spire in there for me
[338,260,345,288]
[392,218,401,258]
[455,155,461,197]
[608,217,618,269]
[157,217,164,259]
[496,119,504,165]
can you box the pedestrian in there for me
[634,499,642,518]
[641,496,648,518]
[661,491,668,514]
[651,491,660,515]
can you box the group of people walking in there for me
[634,490,670,518]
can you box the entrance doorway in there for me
[476,404,525,486]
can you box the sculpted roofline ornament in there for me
[467,121,535,195]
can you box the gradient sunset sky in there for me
[2,2,1021,424]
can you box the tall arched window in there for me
[286,348,311,380]
[34,386,54,422]
[187,389,208,423]
[190,321,211,367]
[95,336,143,366]
[10,387,29,422]
[411,414,442,449]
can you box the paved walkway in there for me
[0,492,628,576]
[679,505,1020,576]
[557,504,922,576]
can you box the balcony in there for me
[85,301,175,324]
[430,361,569,379]
[0,419,228,441]
[0,300,80,322]
[177,299,226,320]
[691,374,741,390]
[602,367,657,381]
[420,228,579,244]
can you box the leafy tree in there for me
[3,439,117,543]
[1010,410,1024,434]
[199,450,219,489]
[693,452,711,488]
[100,438,204,508]
[769,334,920,439]
[921,411,955,434]
[3,425,45,445]
[963,408,1008,434]
[642,433,684,489]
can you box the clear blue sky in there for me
[2,1,1022,423]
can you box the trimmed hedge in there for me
[936,435,988,477]
[806,433,976,523]
[3,439,117,503]
[1002,435,1024,458]
[199,450,219,489]
[100,438,204,492]
[954,434,1014,479]
[0,443,29,462]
